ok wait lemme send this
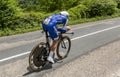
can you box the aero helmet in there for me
[60,11,69,17]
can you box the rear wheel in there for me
[29,42,47,71]
[56,36,71,59]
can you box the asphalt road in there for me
[0,17,120,77]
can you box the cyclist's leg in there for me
[47,23,59,63]
[42,22,59,49]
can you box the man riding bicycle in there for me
[42,11,70,63]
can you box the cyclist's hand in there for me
[66,26,71,31]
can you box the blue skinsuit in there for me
[42,14,68,40]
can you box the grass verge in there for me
[0,13,120,37]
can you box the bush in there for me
[0,11,49,36]
[115,0,120,9]
[17,12,47,29]
[68,4,88,20]
[0,0,20,30]
[0,0,48,32]
[17,0,81,12]
[88,0,117,17]
[67,0,118,20]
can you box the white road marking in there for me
[0,52,30,62]
[71,25,120,41]
[0,25,120,63]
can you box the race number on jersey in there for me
[43,16,52,25]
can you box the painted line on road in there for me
[0,25,120,63]
[0,52,30,63]
[71,25,120,41]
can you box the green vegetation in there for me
[0,0,120,37]
[18,0,80,12]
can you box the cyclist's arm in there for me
[62,19,71,31]
[62,19,68,28]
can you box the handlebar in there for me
[64,31,74,35]
[58,31,74,36]
[41,30,74,36]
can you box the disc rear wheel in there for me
[29,42,47,71]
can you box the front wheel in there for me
[56,36,71,59]
[29,42,47,71]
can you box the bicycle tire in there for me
[29,42,47,71]
[56,36,71,59]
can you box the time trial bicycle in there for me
[29,29,74,71]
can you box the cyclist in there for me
[42,11,70,63]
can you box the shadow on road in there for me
[22,58,63,76]
[22,62,52,76]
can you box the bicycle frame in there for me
[43,30,64,52]
[43,29,74,54]
[29,29,73,70]
[44,30,51,53]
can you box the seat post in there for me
[44,30,49,38]
[44,30,50,44]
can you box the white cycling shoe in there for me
[47,56,55,63]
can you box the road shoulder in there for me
[42,39,120,77]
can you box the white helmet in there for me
[60,11,69,17]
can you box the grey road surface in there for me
[41,39,120,77]
[0,17,120,77]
